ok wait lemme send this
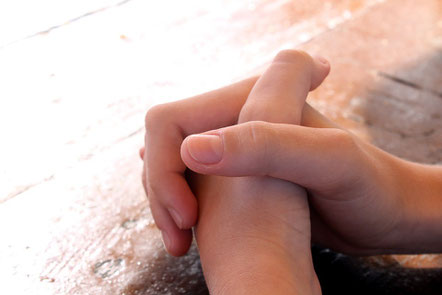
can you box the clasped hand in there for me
[140,50,442,260]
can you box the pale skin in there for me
[140,50,442,292]
[185,51,328,294]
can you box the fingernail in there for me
[186,134,223,164]
[169,208,183,229]
[161,230,171,251]
[314,55,329,65]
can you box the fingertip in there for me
[180,136,199,170]
[314,55,330,66]
[169,203,198,230]
[181,134,224,166]
[150,171,199,230]
[311,55,331,90]
[149,198,194,256]
[181,207,198,229]
[164,228,193,257]
[180,135,219,175]
[139,147,145,160]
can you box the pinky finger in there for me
[139,147,145,160]
[149,197,193,256]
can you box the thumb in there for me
[181,121,357,191]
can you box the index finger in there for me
[144,78,257,256]
[239,50,330,124]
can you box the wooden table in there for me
[0,0,441,294]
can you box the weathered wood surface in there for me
[0,0,441,294]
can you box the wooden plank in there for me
[301,0,442,164]
[0,0,129,47]
[0,0,380,202]
[0,133,206,294]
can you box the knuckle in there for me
[144,103,170,131]
[326,128,361,175]
[243,121,274,173]
[274,49,312,65]
[245,121,271,148]
[330,128,357,151]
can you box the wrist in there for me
[397,161,442,253]
[193,175,320,294]
[199,237,320,295]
